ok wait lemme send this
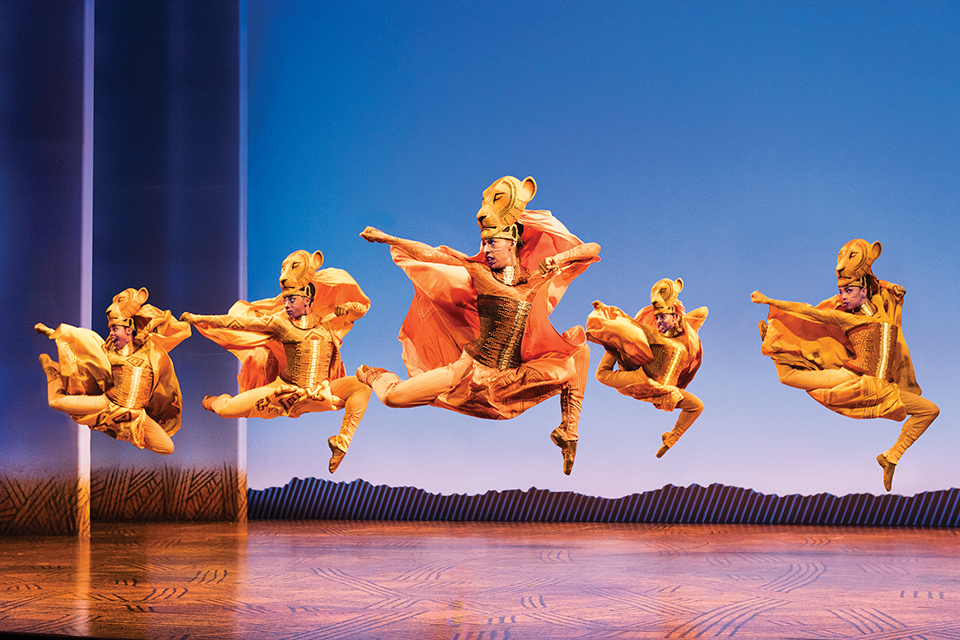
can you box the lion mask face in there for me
[476,176,536,240]
[106,287,149,326]
[836,239,881,283]
[650,278,683,314]
[279,250,324,294]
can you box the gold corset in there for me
[642,342,689,386]
[280,338,335,388]
[106,360,154,409]
[845,322,898,380]
[467,294,532,370]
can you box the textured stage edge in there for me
[92,465,247,522]
[249,478,960,527]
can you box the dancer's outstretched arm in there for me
[180,312,273,332]
[333,301,369,321]
[538,242,601,275]
[360,226,468,266]
[751,291,856,331]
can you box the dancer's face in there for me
[284,295,312,319]
[482,238,518,269]
[655,313,679,335]
[108,324,134,349]
[839,285,868,311]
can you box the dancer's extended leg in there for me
[326,376,372,473]
[360,353,472,408]
[774,364,857,391]
[551,344,590,475]
[203,386,276,419]
[657,391,703,458]
[876,390,939,492]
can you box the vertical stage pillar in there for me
[90,0,246,522]
[0,2,91,536]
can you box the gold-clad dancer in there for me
[753,239,939,492]
[357,176,599,475]
[36,287,189,454]
[587,278,707,458]
[181,250,371,473]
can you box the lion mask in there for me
[476,176,536,241]
[279,250,324,296]
[651,278,683,315]
[836,239,881,287]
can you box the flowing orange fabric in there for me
[45,311,188,444]
[586,302,707,401]
[192,268,369,393]
[390,209,598,418]
[759,281,919,419]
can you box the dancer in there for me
[181,250,371,473]
[587,278,707,458]
[35,287,189,454]
[752,239,939,491]
[358,175,599,474]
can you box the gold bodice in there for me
[105,345,154,409]
[467,294,532,370]
[845,322,898,380]
[642,342,689,386]
[280,338,337,388]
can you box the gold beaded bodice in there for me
[845,322,898,380]
[105,343,154,409]
[275,315,339,388]
[642,341,690,386]
[467,294,532,370]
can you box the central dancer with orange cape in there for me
[358,176,599,474]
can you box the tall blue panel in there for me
[91,0,246,521]
[0,1,90,535]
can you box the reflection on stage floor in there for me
[1,520,958,639]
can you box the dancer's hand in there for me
[360,227,392,244]
[539,256,560,275]
[34,323,53,337]
[750,291,769,304]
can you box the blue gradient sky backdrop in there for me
[245,0,959,497]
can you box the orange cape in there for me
[760,281,919,420]
[586,302,707,391]
[391,209,598,378]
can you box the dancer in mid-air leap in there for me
[753,239,939,492]
[587,277,707,458]
[358,175,599,474]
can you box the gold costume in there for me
[754,239,939,491]
[36,288,189,453]
[183,250,371,474]
[587,278,707,457]
[359,176,599,475]
[185,311,352,419]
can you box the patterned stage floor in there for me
[1,520,958,639]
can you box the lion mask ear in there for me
[519,176,537,205]
[868,241,882,265]
[310,250,324,271]
[673,278,684,294]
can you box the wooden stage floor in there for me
[1,521,958,639]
